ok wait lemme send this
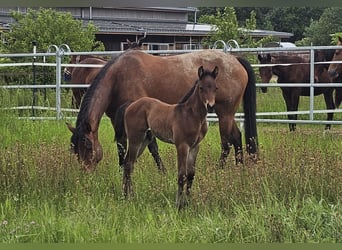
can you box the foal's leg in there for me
[185,144,199,196]
[114,103,164,171]
[323,89,336,130]
[176,143,190,209]
[122,133,147,198]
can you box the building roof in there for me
[90,19,293,39]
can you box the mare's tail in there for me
[237,57,258,155]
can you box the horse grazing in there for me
[258,53,335,131]
[67,49,258,172]
[122,66,218,208]
[327,36,342,108]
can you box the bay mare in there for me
[258,52,336,131]
[67,49,258,172]
[123,66,218,208]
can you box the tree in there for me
[299,8,342,46]
[0,8,105,86]
[264,7,324,43]
[198,7,276,50]
[1,8,104,56]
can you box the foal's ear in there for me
[212,66,219,79]
[66,122,76,134]
[198,66,204,78]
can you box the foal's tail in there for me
[237,57,258,155]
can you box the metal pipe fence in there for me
[1,45,342,126]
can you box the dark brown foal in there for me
[123,66,218,209]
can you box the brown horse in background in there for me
[65,39,144,108]
[327,36,342,108]
[258,52,335,131]
[67,49,258,172]
[68,57,107,108]
[123,66,218,208]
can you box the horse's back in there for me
[71,57,106,83]
[112,50,248,108]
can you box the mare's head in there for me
[67,122,103,172]
[257,54,272,93]
[64,54,94,81]
[197,66,219,107]
[314,49,335,83]
[328,36,342,82]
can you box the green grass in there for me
[0,85,341,243]
[0,113,341,243]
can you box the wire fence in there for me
[1,44,342,126]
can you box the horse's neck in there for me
[78,83,112,132]
[182,88,207,119]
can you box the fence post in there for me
[31,41,37,117]
[47,44,71,120]
[309,48,315,121]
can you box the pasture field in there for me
[0,86,341,243]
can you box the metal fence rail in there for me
[1,45,342,126]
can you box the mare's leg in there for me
[111,116,127,168]
[231,121,243,164]
[323,89,336,130]
[281,88,298,132]
[335,87,342,108]
[146,131,166,173]
[176,143,190,209]
[216,113,242,167]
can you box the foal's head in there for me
[197,65,219,107]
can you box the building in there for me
[0,7,293,51]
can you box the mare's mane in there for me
[177,69,214,104]
[75,53,123,127]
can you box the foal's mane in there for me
[75,53,123,127]
[177,69,214,104]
